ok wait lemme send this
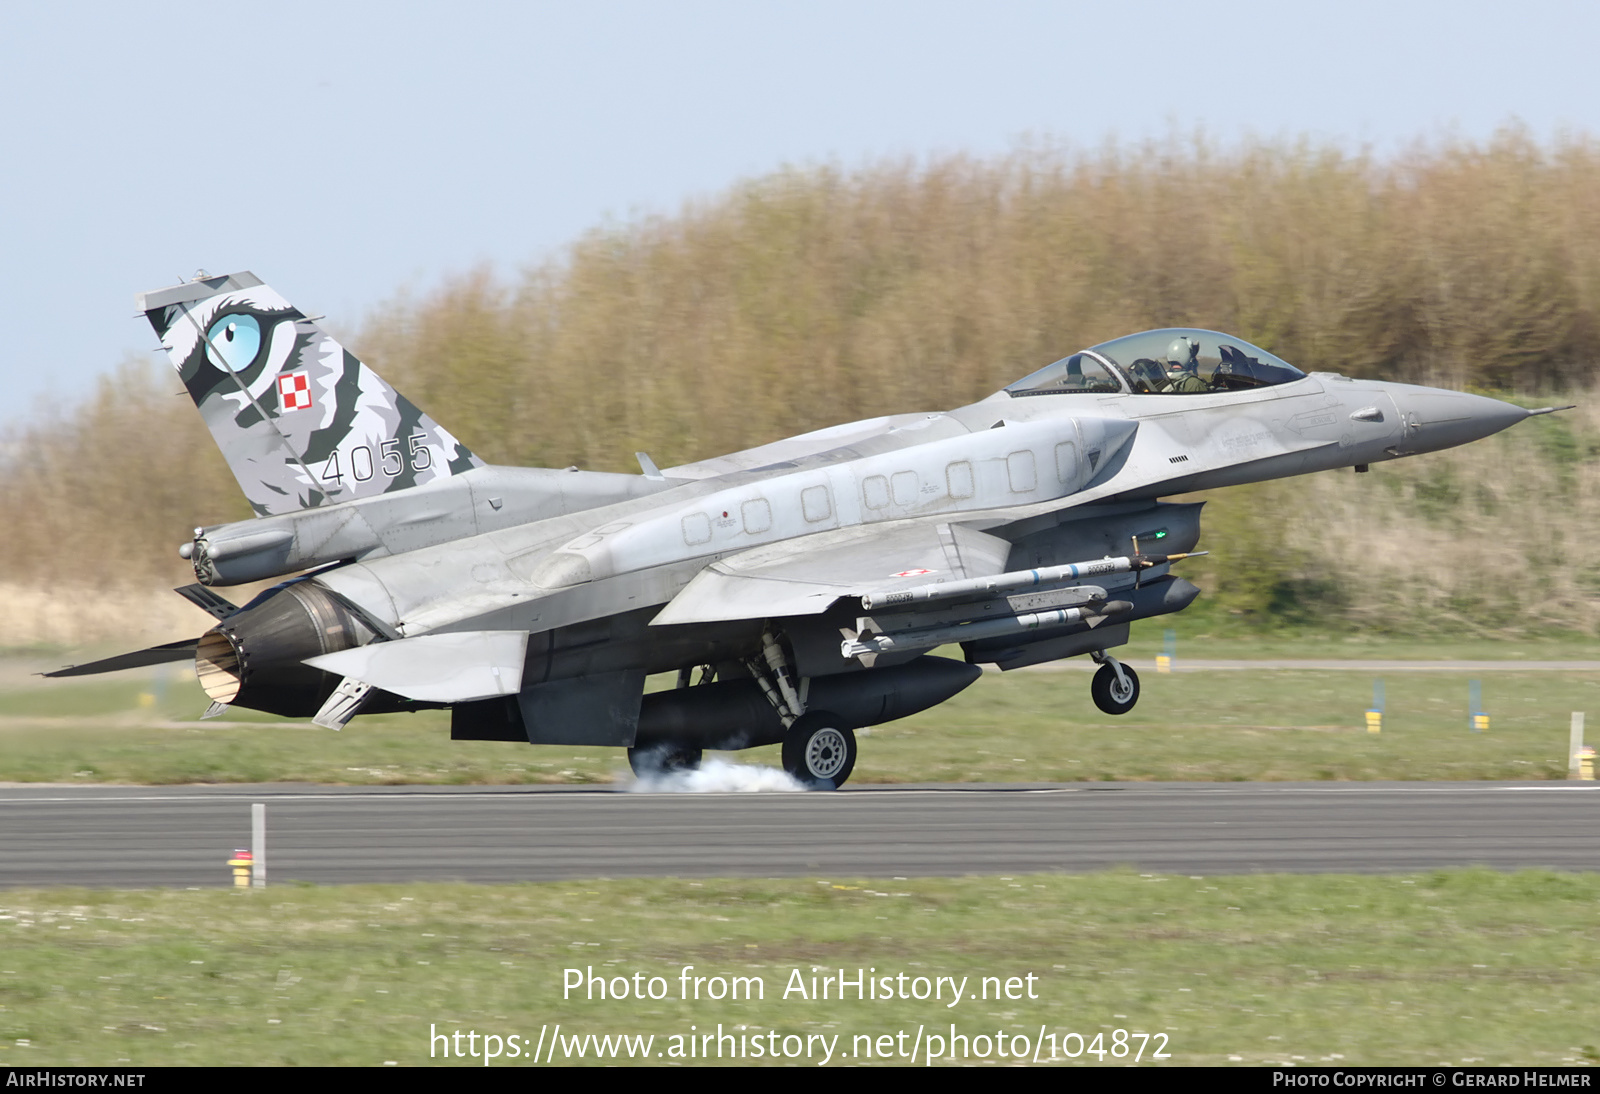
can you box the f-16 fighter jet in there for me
[49,272,1560,787]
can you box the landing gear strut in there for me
[1090,652,1140,715]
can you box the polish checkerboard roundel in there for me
[277,372,312,411]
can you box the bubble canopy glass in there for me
[1005,328,1306,397]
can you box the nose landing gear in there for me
[1090,652,1140,715]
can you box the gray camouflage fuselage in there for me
[306,368,1522,646]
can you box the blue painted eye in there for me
[205,313,262,372]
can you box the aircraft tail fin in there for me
[139,271,482,517]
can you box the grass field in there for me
[2,636,1595,785]
[1,871,1595,1067]
[5,641,1596,1068]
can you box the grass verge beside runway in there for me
[0,870,1596,1066]
[2,652,1596,783]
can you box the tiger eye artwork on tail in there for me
[47,271,1566,788]
[141,271,481,517]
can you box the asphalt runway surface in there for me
[1,781,1595,888]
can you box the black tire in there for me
[1091,662,1140,715]
[627,743,703,778]
[781,712,857,790]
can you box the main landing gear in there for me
[627,743,703,778]
[1089,651,1140,715]
[782,711,857,790]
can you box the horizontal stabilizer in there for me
[43,638,198,678]
[304,630,528,703]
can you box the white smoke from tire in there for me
[626,756,806,793]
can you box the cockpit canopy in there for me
[1005,328,1306,398]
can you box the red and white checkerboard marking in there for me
[277,372,313,411]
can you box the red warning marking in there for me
[890,568,935,578]
[277,372,313,411]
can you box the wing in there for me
[650,519,1013,625]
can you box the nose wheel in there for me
[1090,657,1140,715]
[782,712,857,789]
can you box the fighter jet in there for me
[48,272,1561,788]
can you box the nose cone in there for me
[1388,385,1531,454]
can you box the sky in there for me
[2,0,1597,425]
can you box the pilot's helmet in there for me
[1166,337,1198,371]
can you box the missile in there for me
[859,552,1207,610]
[842,600,1133,660]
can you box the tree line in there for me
[4,130,1597,635]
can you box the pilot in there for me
[1163,337,1210,393]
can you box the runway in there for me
[1,781,1595,887]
